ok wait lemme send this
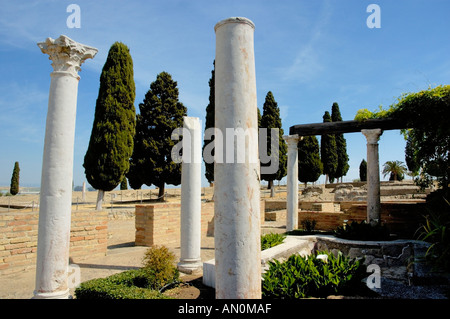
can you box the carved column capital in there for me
[283,134,302,148]
[362,129,383,144]
[38,35,98,79]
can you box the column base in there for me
[177,259,203,274]
[32,289,71,299]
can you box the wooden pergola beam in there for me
[289,118,407,136]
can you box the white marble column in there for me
[178,116,202,273]
[34,35,97,299]
[284,135,300,232]
[362,129,383,226]
[214,17,261,299]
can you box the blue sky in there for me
[0,0,448,188]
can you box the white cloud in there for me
[278,1,333,83]
[0,82,48,143]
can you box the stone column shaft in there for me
[214,17,261,299]
[34,35,97,299]
[362,129,383,226]
[178,116,202,273]
[284,135,300,232]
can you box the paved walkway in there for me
[0,236,216,299]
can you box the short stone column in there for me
[362,129,383,226]
[178,116,202,273]
[214,17,261,299]
[34,35,97,299]
[284,135,300,232]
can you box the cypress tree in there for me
[359,159,367,182]
[10,161,20,195]
[320,111,338,183]
[129,71,187,200]
[83,42,136,209]
[298,136,323,187]
[330,102,349,182]
[202,61,215,185]
[120,176,128,190]
[260,91,288,191]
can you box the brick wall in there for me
[135,200,266,247]
[69,210,108,263]
[0,210,108,276]
[298,202,426,237]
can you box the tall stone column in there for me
[362,129,383,226]
[284,135,300,232]
[214,17,261,299]
[178,116,202,273]
[34,35,97,299]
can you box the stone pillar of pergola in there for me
[34,35,97,299]
[214,17,261,299]
[178,116,202,274]
[284,135,301,232]
[362,128,383,226]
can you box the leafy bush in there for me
[334,220,391,241]
[141,245,179,290]
[261,233,286,250]
[301,218,317,233]
[74,269,168,299]
[75,245,179,299]
[416,200,450,271]
[262,251,367,299]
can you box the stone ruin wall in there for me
[135,201,266,247]
[0,210,108,276]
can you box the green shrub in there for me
[74,269,168,299]
[262,251,367,299]
[300,218,317,233]
[75,245,180,299]
[334,220,391,241]
[261,233,286,250]
[141,245,179,290]
[416,204,450,271]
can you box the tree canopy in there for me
[260,91,287,189]
[359,159,367,182]
[298,136,323,186]
[203,61,215,184]
[320,111,338,182]
[355,85,450,190]
[330,102,349,181]
[10,161,19,195]
[83,42,136,208]
[128,71,187,199]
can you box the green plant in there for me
[10,161,19,196]
[74,269,169,299]
[382,160,407,181]
[75,245,180,299]
[127,71,187,199]
[416,200,450,271]
[141,245,180,290]
[261,233,286,250]
[301,218,317,233]
[262,251,367,298]
[83,42,136,210]
[260,91,288,190]
[355,85,450,191]
[334,220,391,241]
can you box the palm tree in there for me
[382,160,407,181]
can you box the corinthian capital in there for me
[38,35,98,78]
[362,128,383,144]
[283,134,302,148]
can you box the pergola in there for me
[284,118,409,231]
